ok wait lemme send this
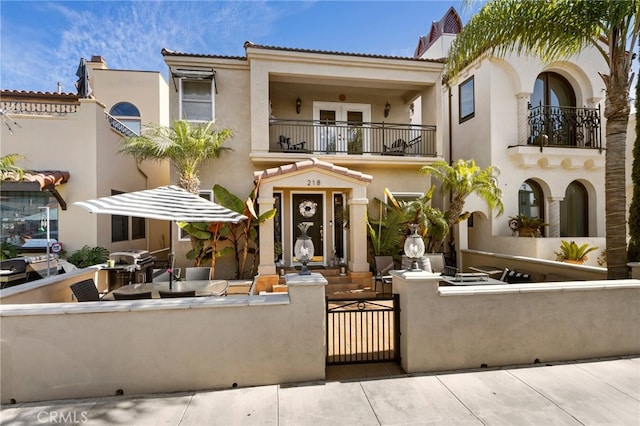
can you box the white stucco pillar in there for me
[348,195,370,273]
[516,92,531,146]
[547,197,563,238]
[258,194,277,276]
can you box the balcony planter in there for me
[508,214,548,237]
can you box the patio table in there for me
[103,280,229,300]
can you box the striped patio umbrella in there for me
[75,185,247,288]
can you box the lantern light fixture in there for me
[403,223,425,271]
[296,97,302,114]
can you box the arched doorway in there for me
[560,181,588,237]
[518,180,545,235]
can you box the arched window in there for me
[518,180,545,235]
[110,102,141,135]
[530,72,575,109]
[529,72,578,146]
[560,181,588,237]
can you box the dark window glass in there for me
[132,217,146,240]
[459,76,475,122]
[111,215,128,242]
[560,181,588,237]
[0,192,59,246]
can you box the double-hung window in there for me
[180,79,214,122]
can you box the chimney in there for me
[89,55,108,69]
[57,82,62,94]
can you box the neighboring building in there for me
[0,56,170,257]
[414,7,623,267]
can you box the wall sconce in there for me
[296,97,301,114]
[384,101,391,118]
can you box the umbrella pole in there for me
[169,222,173,290]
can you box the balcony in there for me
[269,119,437,157]
[509,105,604,169]
[528,104,602,151]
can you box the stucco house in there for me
[0,56,170,256]
[162,40,448,283]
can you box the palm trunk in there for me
[602,47,631,279]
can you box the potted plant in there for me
[554,240,599,264]
[508,214,548,237]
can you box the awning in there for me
[0,170,70,210]
[169,67,217,93]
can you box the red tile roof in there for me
[2,170,70,189]
[254,158,372,183]
[1,90,79,100]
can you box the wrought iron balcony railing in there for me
[105,112,138,137]
[528,104,602,151]
[269,119,437,157]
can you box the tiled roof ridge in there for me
[255,158,373,183]
[161,48,246,61]
[160,45,444,64]
[1,89,79,99]
[244,41,443,63]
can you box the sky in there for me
[0,0,481,94]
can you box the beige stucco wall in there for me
[392,271,640,374]
[0,274,327,404]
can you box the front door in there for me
[292,193,324,264]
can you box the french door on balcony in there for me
[313,102,370,153]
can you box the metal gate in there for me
[326,294,400,365]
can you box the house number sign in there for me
[307,179,321,186]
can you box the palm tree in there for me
[0,153,24,180]
[119,120,232,193]
[446,0,638,278]
[628,52,640,262]
[419,159,504,252]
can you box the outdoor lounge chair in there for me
[152,268,181,283]
[499,268,531,283]
[278,135,307,152]
[185,267,211,281]
[112,291,152,300]
[374,256,394,293]
[382,139,406,155]
[70,279,102,302]
[158,289,196,298]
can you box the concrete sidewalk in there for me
[2,357,638,425]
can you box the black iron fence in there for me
[270,119,437,157]
[326,294,400,365]
[528,104,601,150]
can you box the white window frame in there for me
[179,78,215,123]
[178,190,214,241]
[385,192,424,204]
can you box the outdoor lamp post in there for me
[404,223,425,271]
[38,206,51,277]
[294,222,314,275]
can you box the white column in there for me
[547,197,563,238]
[348,196,370,273]
[516,93,531,146]
[258,195,277,276]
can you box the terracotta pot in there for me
[518,227,534,237]
[563,259,585,265]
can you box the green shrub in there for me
[67,245,110,268]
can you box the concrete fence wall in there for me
[0,268,102,305]
[392,271,640,374]
[460,248,608,281]
[0,274,327,404]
